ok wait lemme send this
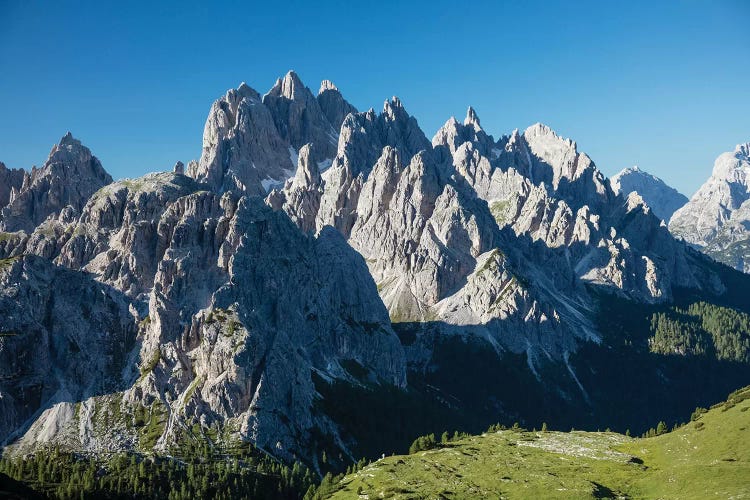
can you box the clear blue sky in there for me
[1,0,748,197]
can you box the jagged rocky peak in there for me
[263,70,340,159]
[318,79,338,94]
[382,96,406,121]
[0,162,26,207]
[671,142,750,244]
[511,122,611,209]
[325,95,430,183]
[522,123,577,165]
[267,70,309,101]
[710,142,750,183]
[235,81,262,102]
[289,143,321,189]
[317,78,357,131]
[0,133,112,233]
[378,96,432,160]
[173,161,184,174]
[432,107,494,156]
[464,106,481,128]
[190,79,292,195]
[610,166,687,222]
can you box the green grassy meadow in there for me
[320,387,750,499]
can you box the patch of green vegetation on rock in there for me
[476,248,503,275]
[121,179,147,192]
[0,232,22,243]
[182,376,204,405]
[136,400,167,451]
[138,315,151,329]
[138,349,161,380]
[490,199,511,226]
[0,256,20,271]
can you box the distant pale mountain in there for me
[0,133,111,233]
[610,166,688,223]
[670,143,750,273]
[0,71,748,477]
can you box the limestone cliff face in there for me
[0,255,136,445]
[0,162,26,208]
[0,156,404,460]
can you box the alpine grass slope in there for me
[317,386,750,499]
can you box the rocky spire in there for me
[432,108,493,156]
[292,144,321,188]
[0,133,112,232]
[377,97,432,160]
[266,70,308,102]
[189,81,292,195]
[236,81,261,101]
[317,79,357,131]
[264,70,339,159]
[382,96,404,120]
[464,106,481,129]
[0,161,26,208]
[318,79,338,95]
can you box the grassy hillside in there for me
[316,386,750,499]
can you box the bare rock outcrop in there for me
[0,133,112,233]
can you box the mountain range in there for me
[1,71,749,473]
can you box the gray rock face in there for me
[670,143,750,272]
[0,162,26,207]
[317,80,357,132]
[1,160,405,461]
[0,133,112,232]
[188,82,292,195]
[266,144,324,233]
[0,172,209,300]
[263,71,340,161]
[0,255,136,445]
[611,166,688,222]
